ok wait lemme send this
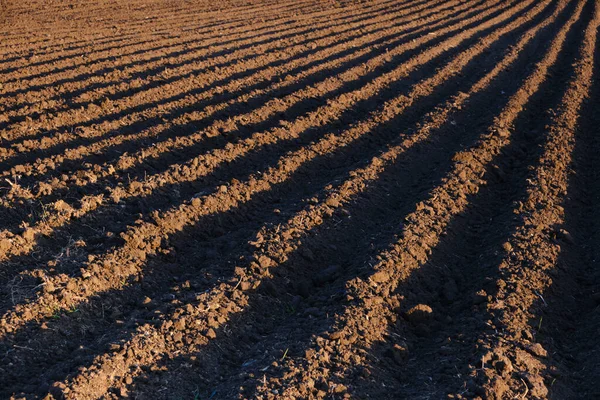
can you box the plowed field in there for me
[1,0,599,398]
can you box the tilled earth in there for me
[0,0,599,399]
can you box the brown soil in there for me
[0,0,599,399]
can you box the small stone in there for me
[405,304,433,324]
